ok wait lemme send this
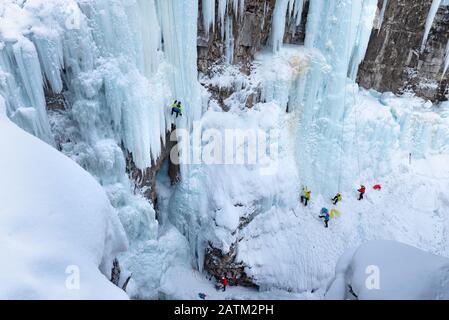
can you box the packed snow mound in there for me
[0,98,128,299]
[326,240,449,300]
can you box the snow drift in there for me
[326,240,449,300]
[0,97,128,299]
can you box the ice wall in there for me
[263,0,373,196]
[0,0,203,297]
[0,2,56,145]
[156,0,202,130]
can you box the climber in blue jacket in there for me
[319,208,330,228]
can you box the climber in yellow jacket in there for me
[300,189,311,206]
[332,193,342,205]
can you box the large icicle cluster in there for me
[201,0,245,37]
[278,0,378,195]
[0,0,203,298]
[271,0,304,53]
[0,0,202,170]
[200,0,246,65]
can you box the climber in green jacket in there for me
[170,100,183,118]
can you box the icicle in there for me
[442,39,449,78]
[239,0,245,19]
[271,0,290,53]
[293,0,304,27]
[202,0,216,36]
[224,14,234,64]
[261,0,267,29]
[348,0,378,80]
[377,0,388,32]
[219,0,227,38]
[271,0,304,53]
[421,0,442,51]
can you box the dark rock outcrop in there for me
[45,90,66,110]
[125,126,179,213]
[197,0,277,75]
[204,243,258,288]
[198,0,309,75]
[357,0,449,101]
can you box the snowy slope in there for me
[165,45,449,297]
[326,240,449,300]
[0,97,128,299]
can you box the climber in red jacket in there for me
[358,185,366,200]
[221,276,229,292]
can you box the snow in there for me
[169,47,449,297]
[2,0,449,301]
[160,265,314,300]
[0,97,128,299]
[326,240,449,300]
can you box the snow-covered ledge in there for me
[0,97,128,299]
[326,240,449,300]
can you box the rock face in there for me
[357,0,449,101]
[204,243,258,288]
[197,0,277,75]
[125,126,179,212]
[197,0,309,75]
[45,91,66,111]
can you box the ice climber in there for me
[358,185,366,200]
[171,100,183,118]
[319,208,330,228]
[301,189,311,206]
[332,193,342,205]
[221,276,229,292]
